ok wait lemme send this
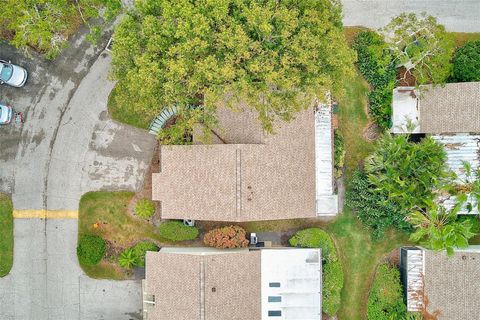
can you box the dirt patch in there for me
[397,67,417,87]
[363,123,382,141]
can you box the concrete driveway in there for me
[342,0,480,32]
[0,24,155,320]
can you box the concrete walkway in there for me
[0,25,155,320]
[342,0,480,32]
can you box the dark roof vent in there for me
[211,287,216,293]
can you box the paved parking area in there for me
[0,24,155,320]
[342,0,480,32]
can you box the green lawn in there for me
[107,85,154,130]
[78,191,183,279]
[0,193,13,277]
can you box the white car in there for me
[0,59,28,87]
[0,103,13,124]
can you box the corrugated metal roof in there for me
[433,134,480,214]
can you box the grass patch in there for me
[0,193,13,277]
[450,32,480,47]
[107,85,154,130]
[78,191,176,279]
[328,211,409,320]
[337,69,374,178]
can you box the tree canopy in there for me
[111,0,355,132]
[0,0,121,59]
[452,40,480,82]
[381,12,455,85]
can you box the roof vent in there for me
[211,287,216,293]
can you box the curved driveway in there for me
[0,25,155,320]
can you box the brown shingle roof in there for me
[424,250,480,320]
[419,82,480,134]
[153,107,317,221]
[144,250,261,320]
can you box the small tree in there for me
[381,12,455,84]
[203,225,249,249]
[452,40,480,82]
[408,201,476,256]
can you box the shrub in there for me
[135,198,156,219]
[131,241,159,267]
[77,234,106,266]
[452,40,480,82]
[367,264,407,319]
[334,131,345,178]
[457,215,480,233]
[347,170,412,240]
[365,134,449,212]
[118,248,139,269]
[203,225,249,249]
[353,31,397,88]
[158,220,199,241]
[289,228,343,316]
[118,241,159,269]
[367,84,394,130]
[353,31,397,130]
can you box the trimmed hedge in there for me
[367,264,407,319]
[289,228,343,316]
[135,198,156,219]
[203,225,249,249]
[158,220,199,241]
[452,40,480,82]
[77,234,106,266]
[353,31,397,130]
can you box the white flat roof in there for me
[391,87,420,133]
[261,249,322,320]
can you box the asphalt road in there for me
[342,0,480,32]
[0,24,155,320]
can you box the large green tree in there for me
[381,12,455,85]
[0,0,121,59]
[111,0,355,132]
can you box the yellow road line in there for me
[13,210,78,219]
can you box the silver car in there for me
[0,103,13,124]
[0,59,28,87]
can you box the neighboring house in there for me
[392,82,480,214]
[152,101,338,221]
[400,246,480,320]
[142,247,322,320]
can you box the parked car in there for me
[0,59,28,87]
[0,103,13,124]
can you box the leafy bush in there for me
[367,84,394,129]
[158,220,199,241]
[334,131,345,178]
[131,241,159,267]
[353,31,397,130]
[203,225,249,249]
[365,134,448,212]
[347,170,412,240]
[367,264,407,319]
[118,248,138,269]
[457,215,480,233]
[289,228,343,316]
[118,241,159,269]
[452,40,480,82]
[135,198,156,219]
[77,234,106,266]
[353,31,397,88]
